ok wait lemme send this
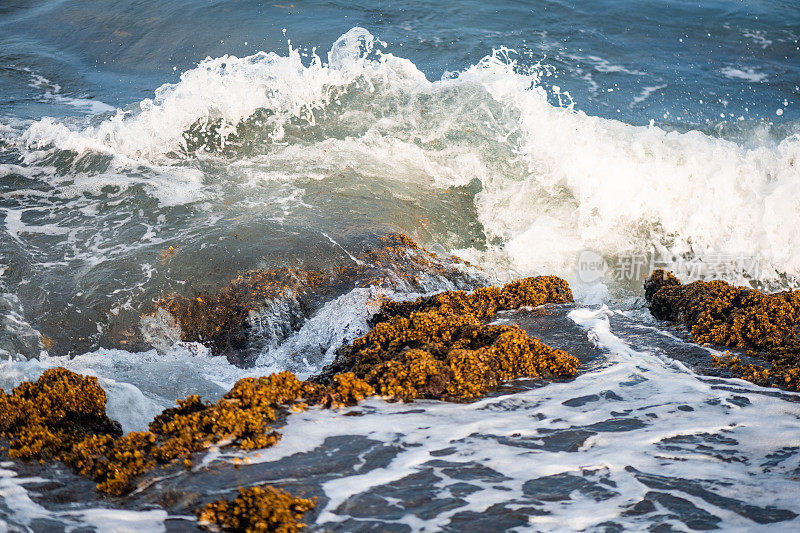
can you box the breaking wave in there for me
[10,28,800,292]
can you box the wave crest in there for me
[12,27,800,287]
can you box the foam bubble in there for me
[720,67,768,82]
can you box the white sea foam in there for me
[0,290,43,360]
[720,66,768,82]
[743,30,773,49]
[0,463,168,532]
[253,286,387,377]
[631,84,667,106]
[20,28,394,160]
[25,69,116,114]
[460,66,799,285]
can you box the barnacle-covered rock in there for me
[0,368,122,461]
[317,276,579,400]
[644,269,800,391]
[196,485,316,533]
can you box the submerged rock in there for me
[147,234,483,359]
[644,269,800,391]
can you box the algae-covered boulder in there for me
[0,368,122,460]
[315,275,579,400]
[644,269,800,391]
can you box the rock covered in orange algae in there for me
[356,319,578,400]
[316,275,579,399]
[58,370,378,496]
[0,368,122,460]
[374,275,574,322]
[196,485,316,533]
[66,371,317,495]
[644,269,800,391]
[1,368,374,497]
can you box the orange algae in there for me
[375,275,573,322]
[64,371,315,495]
[0,368,122,461]
[709,352,776,387]
[0,368,317,496]
[2,368,375,497]
[196,485,316,533]
[159,245,179,264]
[356,319,578,400]
[65,431,158,495]
[644,269,800,391]
[308,372,375,408]
[321,275,579,400]
[366,349,449,399]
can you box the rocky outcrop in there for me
[644,269,800,391]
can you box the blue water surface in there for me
[1,0,798,128]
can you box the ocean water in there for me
[1,1,800,531]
